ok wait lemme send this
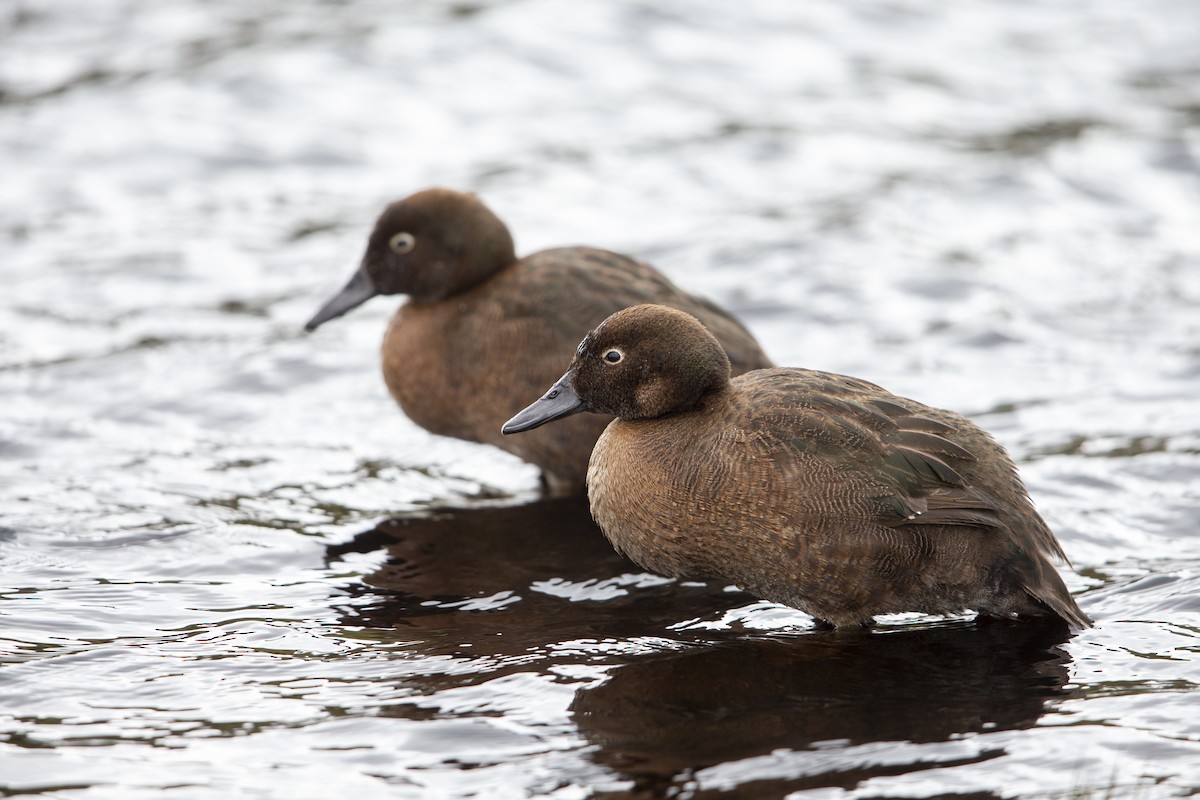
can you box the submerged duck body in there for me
[503,304,1091,629]
[305,189,771,495]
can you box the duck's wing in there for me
[743,369,1061,555]
[514,248,773,373]
[739,369,1088,627]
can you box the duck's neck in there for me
[407,253,514,304]
[694,383,733,413]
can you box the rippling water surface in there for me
[2,1,1199,797]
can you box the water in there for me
[2,0,1199,797]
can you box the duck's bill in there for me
[502,371,585,434]
[304,264,378,331]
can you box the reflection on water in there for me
[574,623,1071,798]
[329,499,754,677]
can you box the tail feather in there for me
[1025,580,1092,629]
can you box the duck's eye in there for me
[389,232,416,255]
[603,349,623,364]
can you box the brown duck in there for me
[503,304,1091,629]
[305,189,771,495]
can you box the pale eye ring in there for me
[603,349,623,364]
[389,232,416,255]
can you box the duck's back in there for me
[588,367,1088,627]
[383,247,771,494]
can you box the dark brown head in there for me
[502,304,732,434]
[305,188,517,331]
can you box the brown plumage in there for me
[305,189,772,495]
[503,304,1091,629]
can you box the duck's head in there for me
[502,304,732,434]
[305,188,516,331]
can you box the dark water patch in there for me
[574,622,1072,797]
[972,398,1054,417]
[286,220,344,242]
[1026,434,1180,461]
[960,118,1106,157]
[470,161,523,184]
[1151,139,1200,175]
[0,439,38,459]
[1127,65,1200,94]
[446,3,490,20]
[0,66,149,106]
[1175,103,1200,126]
[1079,678,1197,699]
[0,781,97,797]
[216,299,271,317]
[713,120,799,140]
[900,275,979,302]
[956,329,1023,348]
[208,457,273,471]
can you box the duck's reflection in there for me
[326,498,752,669]
[572,621,1073,798]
